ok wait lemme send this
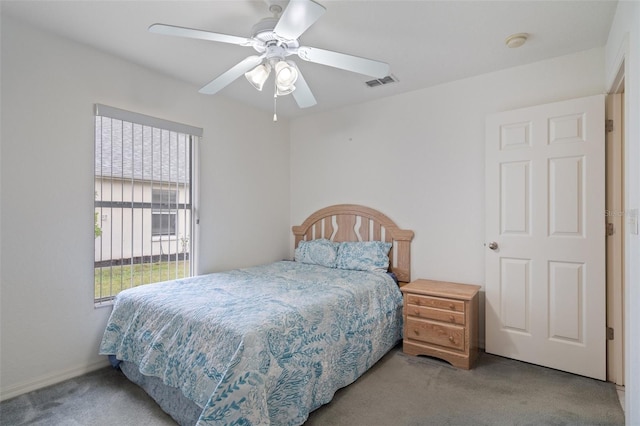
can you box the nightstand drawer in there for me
[405,317,465,351]
[405,294,465,312]
[405,305,465,325]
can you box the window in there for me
[94,104,202,304]
[152,212,177,237]
[152,189,178,237]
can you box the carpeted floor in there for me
[0,346,625,426]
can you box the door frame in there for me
[606,65,626,386]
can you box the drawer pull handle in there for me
[449,315,455,322]
[448,336,455,343]
[414,309,420,316]
[413,329,420,336]
[449,303,455,310]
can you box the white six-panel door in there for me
[485,95,605,380]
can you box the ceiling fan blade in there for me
[297,46,390,78]
[199,55,265,95]
[290,64,317,108]
[274,0,326,41]
[149,23,252,46]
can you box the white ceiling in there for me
[2,0,617,119]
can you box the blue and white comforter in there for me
[99,261,403,425]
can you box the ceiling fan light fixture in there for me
[245,62,272,91]
[276,84,296,96]
[275,60,298,88]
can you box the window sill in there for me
[94,299,115,309]
[151,235,177,242]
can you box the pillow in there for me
[294,239,339,268]
[335,241,392,272]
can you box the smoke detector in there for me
[505,33,528,48]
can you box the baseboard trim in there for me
[0,358,111,402]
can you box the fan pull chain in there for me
[273,79,278,122]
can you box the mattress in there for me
[99,261,403,425]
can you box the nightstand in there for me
[400,279,481,369]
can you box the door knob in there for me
[488,241,499,250]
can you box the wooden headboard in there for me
[292,204,415,284]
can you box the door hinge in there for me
[607,222,615,236]
[607,327,614,340]
[606,119,614,133]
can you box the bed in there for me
[99,204,414,425]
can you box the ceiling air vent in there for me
[365,75,398,88]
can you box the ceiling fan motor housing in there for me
[251,17,299,54]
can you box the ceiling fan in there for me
[149,0,390,113]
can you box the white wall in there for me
[605,2,640,424]
[290,47,605,346]
[0,15,290,400]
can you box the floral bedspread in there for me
[99,261,402,425]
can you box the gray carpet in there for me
[0,346,624,426]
